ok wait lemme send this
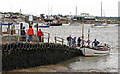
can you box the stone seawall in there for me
[1,42,83,71]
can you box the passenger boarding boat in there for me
[81,46,110,57]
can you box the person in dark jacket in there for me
[21,27,26,41]
[72,37,76,47]
[77,37,81,47]
[92,39,100,49]
[67,35,73,47]
[37,29,43,42]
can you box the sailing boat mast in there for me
[76,6,77,16]
[101,2,102,24]
[82,17,84,47]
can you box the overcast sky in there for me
[0,0,119,17]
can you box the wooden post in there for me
[26,35,27,42]
[18,29,20,42]
[37,23,38,32]
[48,33,50,43]
[42,36,44,43]
[62,38,64,45]
[8,23,10,36]
[55,37,56,44]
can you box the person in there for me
[21,27,26,41]
[27,26,34,42]
[86,40,91,48]
[92,39,100,49]
[72,37,76,47]
[11,24,15,35]
[37,29,43,42]
[67,35,73,47]
[104,43,108,50]
[77,37,81,47]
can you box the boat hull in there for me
[81,47,110,57]
[50,23,62,26]
[39,26,50,28]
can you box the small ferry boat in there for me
[81,45,110,57]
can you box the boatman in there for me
[92,39,100,49]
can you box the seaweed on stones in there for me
[2,42,83,71]
[20,43,24,50]
[2,44,6,51]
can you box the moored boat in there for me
[1,22,13,25]
[34,23,50,28]
[91,23,109,28]
[50,20,62,26]
[81,46,110,57]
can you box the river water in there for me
[41,24,118,72]
[6,23,118,72]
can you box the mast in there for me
[101,2,102,24]
[48,3,49,17]
[82,17,84,47]
[76,6,77,16]
[88,29,90,41]
[20,9,21,19]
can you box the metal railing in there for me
[1,29,50,43]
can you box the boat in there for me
[80,25,111,57]
[34,23,50,28]
[92,23,108,28]
[1,22,13,25]
[81,46,110,57]
[50,20,62,26]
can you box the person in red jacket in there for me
[37,29,43,42]
[27,26,34,42]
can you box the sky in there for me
[0,0,119,17]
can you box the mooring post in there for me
[36,23,38,32]
[18,29,20,42]
[48,33,50,43]
[42,36,44,43]
[55,37,56,44]
[62,38,64,45]
[8,23,10,36]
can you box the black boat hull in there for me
[50,23,62,26]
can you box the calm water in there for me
[41,24,118,72]
[3,23,118,72]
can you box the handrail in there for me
[2,29,50,43]
[55,36,64,45]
